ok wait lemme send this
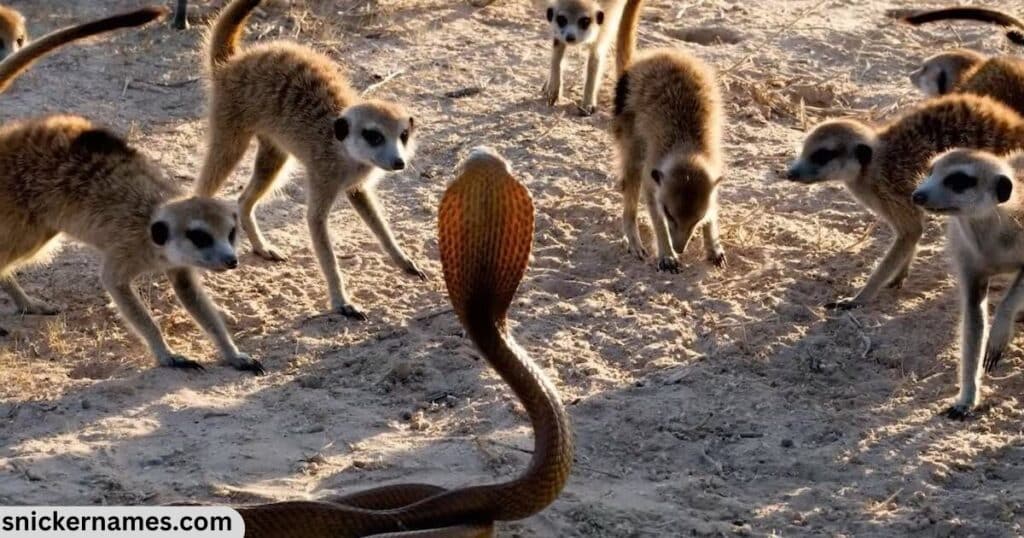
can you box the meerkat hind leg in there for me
[0,231,60,315]
[619,136,647,260]
[240,138,290,262]
[196,126,253,198]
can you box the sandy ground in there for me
[2,0,1024,535]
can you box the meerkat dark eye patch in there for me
[546,7,554,21]
[186,229,214,249]
[361,129,385,147]
[937,69,948,95]
[809,148,838,166]
[400,129,410,145]
[334,117,350,141]
[0,39,6,50]
[556,15,568,27]
[854,144,873,167]
[942,172,977,193]
[596,10,604,24]
[996,175,1013,203]
[578,17,591,30]
[150,222,169,246]
[228,227,237,244]
[651,169,663,184]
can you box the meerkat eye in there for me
[943,172,977,193]
[362,129,384,147]
[228,227,237,244]
[0,39,6,50]
[556,15,568,27]
[186,229,214,249]
[578,17,591,30]
[809,148,838,166]
[400,130,410,145]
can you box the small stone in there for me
[781,438,794,448]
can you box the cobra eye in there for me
[400,129,409,145]
[578,17,591,30]
[362,129,384,147]
[556,15,568,27]
[809,148,838,166]
[228,227,237,244]
[186,229,214,249]
[943,172,977,193]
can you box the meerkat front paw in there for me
[825,298,863,310]
[17,300,59,316]
[228,352,266,376]
[159,353,205,371]
[401,259,428,281]
[707,250,727,268]
[657,255,680,274]
[984,322,1013,372]
[577,103,597,116]
[335,303,369,321]
[543,80,561,107]
[253,245,288,262]
[943,402,975,420]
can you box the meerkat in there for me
[909,49,986,97]
[611,0,725,272]
[912,149,1024,419]
[787,94,1024,309]
[543,0,626,115]
[908,52,1024,119]
[0,7,264,374]
[900,6,1024,46]
[0,5,26,60]
[196,0,423,321]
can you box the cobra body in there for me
[237,148,574,537]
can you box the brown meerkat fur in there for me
[908,50,1024,119]
[0,7,263,374]
[900,6,1024,47]
[543,0,626,115]
[611,0,726,272]
[787,94,1024,309]
[0,4,25,60]
[196,0,423,321]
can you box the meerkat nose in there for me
[392,158,406,171]
[912,191,928,206]
[224,256,239,269]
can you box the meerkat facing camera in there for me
[196,0,424,321]
[912,149,1024,419]
[543,0,626,115]
[612,0,726,272]
[0,7,263,374]
[787,94,1024,309]
[0,5,26,59]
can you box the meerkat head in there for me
[151,198,240,272]
[546,0,604,46]
[651,154,720,251]
[910,50,985,97]
[912,149,1014,217]
[0,6,26,59]
[334,100,416,172]
[787,119,877,184]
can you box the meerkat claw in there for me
[943,404,974,421]
[165,355,205,371]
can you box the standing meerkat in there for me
[612,0,726,272]
[0,5,25,59]
[543,0,626,115]
[912,149,1024,419]
[0,7,263,374]
[196,0,424,321]
[787,95,1024,309]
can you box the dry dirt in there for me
[2,0,1024,536]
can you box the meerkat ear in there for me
[596,10,604,24]
[409,116,415,130]
[334,117,350,141]
[997,175,1013,203]
[854,144,873,167]
[651,169,663,185]
[150,221,170,246]
[546,7,554,21]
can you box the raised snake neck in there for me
[237,149,574,537]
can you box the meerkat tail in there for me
[0,6,167,93]
[616,0,644,77]
[208,0,263,70]
[901,7,1024,46]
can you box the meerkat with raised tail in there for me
[788,95,1024,309]
[0,5,25,59]
[543,0,627,115]
[196,0,424,321]
[900,6,1024,46]
[0,7,263,374]
[912,149,1024,419]
[612,0,726,272]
